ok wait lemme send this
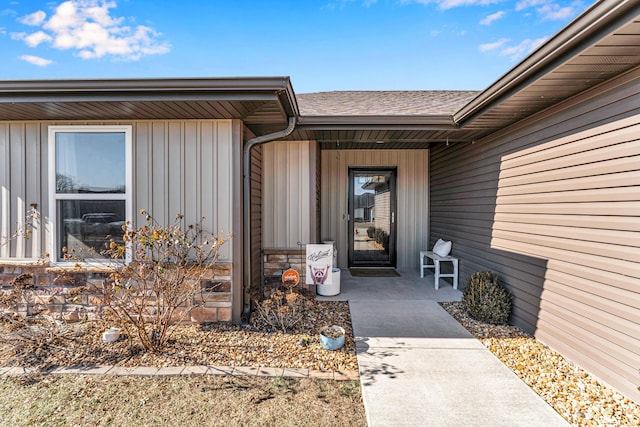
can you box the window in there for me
[49,126,132,262]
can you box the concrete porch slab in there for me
[316,268,462,303]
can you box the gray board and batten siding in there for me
[430,66,640,402]
[321,149,429,269]
[261,140,317,248]
[1,120,243,318]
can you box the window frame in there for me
[48,125,133,263]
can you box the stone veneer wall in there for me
[0,262,233,323]
[262,248,308,290]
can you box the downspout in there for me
[241,116,297,323]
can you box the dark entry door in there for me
[348,168,397,267]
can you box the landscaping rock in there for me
[0,300,358,373]
[440,301,640,427]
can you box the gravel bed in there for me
[440,301,639,427]
[0,298,358,373]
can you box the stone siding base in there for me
[0,262,233,324]
[262,248,309,294]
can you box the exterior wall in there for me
[374,191,391,233]
[0,123,49,259]
[430,67,640,402]
[321,150,429,269]
[0,119,241,322]
[261,248,307,293]
[262,141,317,247]
[250,143,263,294]
[0,262,233,323]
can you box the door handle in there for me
[392,212,395,224]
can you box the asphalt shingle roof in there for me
[296,90,480,116]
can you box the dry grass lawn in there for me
[0,374,366,427]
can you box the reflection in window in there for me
[58,200,126,259]
[49,126,131,262]
[56,132,126,193]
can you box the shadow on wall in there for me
[490,116,640,403]
[429,141,548,336]
[429,108,640,400]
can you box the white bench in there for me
[419,251,459,290]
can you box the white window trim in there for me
[48,125,133,264]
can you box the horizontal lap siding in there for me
[250,144,262,287]
[430,68,640,402]
[1,120,237,263]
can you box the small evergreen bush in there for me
[367,226,376,238]
[462,271,512,325]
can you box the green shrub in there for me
[381,233,389,253]
[367,226,376,238]
[374,229,384,242]
[462,271,512,325]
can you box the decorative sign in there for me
[306,244,333,285]
[282,268,300,287]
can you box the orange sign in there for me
[282,268,300,287]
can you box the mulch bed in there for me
[0,297,358,373]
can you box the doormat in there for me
[349,268,400,277]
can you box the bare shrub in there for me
[251,286,310,333]
[0,274,86,368]
[98,210,230,352]
[0,204,40,252]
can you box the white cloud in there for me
[480,10,505,25]
[404,0,579,20]
[516,0,578,20]
[479,38,509,52]
[20,54,53,66]
[10,31,27,41]
[1,8,18,17]
[24,31,53,47]
[515,0,546,10]
[401,0,501,9]
[480,36,548,60]
[323,0,376,10]
[498,36,548,60]
[20,10,47,26]
[12,0,170,61]
[537,3,574,20]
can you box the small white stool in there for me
[419,251,459,290]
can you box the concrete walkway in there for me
[330,269,569,427]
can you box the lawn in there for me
[0,291,365,426]
[0,374,366,427]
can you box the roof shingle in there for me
[296,90,480,116]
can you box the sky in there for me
[0,0,595,93]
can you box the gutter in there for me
[297,114,458,130]
[241,116,297,323]
[0,77,300,113]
